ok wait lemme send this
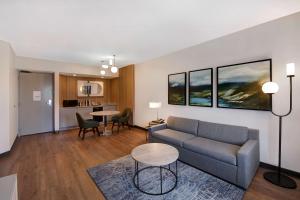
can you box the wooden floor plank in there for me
[0,127,299,200]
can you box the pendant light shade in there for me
[111,66,118,73]
[109,58,113,66]
[100,70,106,75]
[102,64,108,69]
[101,60,109,69]
[111,55,118,73]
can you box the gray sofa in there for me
[148,116,259,189]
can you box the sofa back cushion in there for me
[197,121,248,145]
[167,116,198,135]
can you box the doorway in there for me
[19,72,54,135]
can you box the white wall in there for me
[0,40,18,153]
[15,56,119,131]
[135,12,300,172]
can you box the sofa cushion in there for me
[167,116,198,135]
[183,137,240,165]
[197,121,248,145]
[152,129,196,147]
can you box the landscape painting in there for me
[217,59,272,111]
[189,68,213,107]
[168,72,186,105]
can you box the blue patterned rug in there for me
[87,155,244,200]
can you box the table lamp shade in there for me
[149,102,162,109]
[262,82,279,94]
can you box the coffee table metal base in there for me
[133,160,178,195]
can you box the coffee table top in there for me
[131,143,179,166]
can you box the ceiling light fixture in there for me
[109,58,113,66]
[101,60,109,69]
[111,55,118,73]
[100,70,106,75]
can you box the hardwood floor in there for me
[0,127,299,200]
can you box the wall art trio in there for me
[168,59,272,111]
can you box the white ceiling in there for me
[1,0,300,67]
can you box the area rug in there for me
[87,155,244,200]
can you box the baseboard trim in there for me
[260,162,300,179]
[0,136,19,158]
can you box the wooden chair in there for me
[76,112,100,140]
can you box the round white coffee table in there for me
[131,143,179,195]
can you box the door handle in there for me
[47,99,52,106]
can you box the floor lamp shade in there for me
[286,63,295,76]
[262,82,279,94]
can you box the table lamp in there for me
[149,102,162,120]
[261,63,297,189]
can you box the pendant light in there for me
[100,70,106,75]
[109,58,113,66]
[101,60,109,69]
[111,55,118,73]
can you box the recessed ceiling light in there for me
[73,74,77,76]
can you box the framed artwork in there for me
[188,68,213,107]
[77,80,104,97]
[168,72,186,105]
[217,59,272,111]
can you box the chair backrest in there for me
[76,112,85,128]
[122,108,132,119]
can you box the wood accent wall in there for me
[110,78,120,108]
[59,64,134,123]
[118,65,135,123]
[59,76,114,106]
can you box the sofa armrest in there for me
[148,123,167,134]
[237,139,259,189]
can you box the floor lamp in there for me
[261,63,297,189]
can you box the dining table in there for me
[90,110,120,136]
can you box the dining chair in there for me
[111,108,132,133]
[76,112,100,140]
